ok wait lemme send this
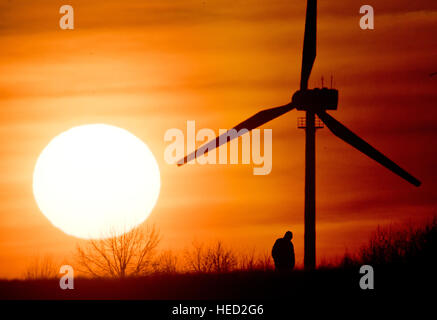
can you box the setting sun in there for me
[32,124,160,239]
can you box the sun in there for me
[33,124,161,239]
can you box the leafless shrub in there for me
[341,216,437,268]
[76,224,160,278]
[152,250,179,273]
[23,255,58,280]
[206,241,236,272]
[254,252,275,271]
[183,241,209,272]
[237,249,257,271]
[184,241,236,273]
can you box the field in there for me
[0,218,435,300]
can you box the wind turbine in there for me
[177,0,421,270]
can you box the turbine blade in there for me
[178,102,295,165]
[300,0,317,90]
[317,111,421,187]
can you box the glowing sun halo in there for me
[33,124,161,239]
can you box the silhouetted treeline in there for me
[340,216,436,269]
[21,217,436,279]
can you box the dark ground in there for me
[0,265,432,300]
[1,219,435,317]
[0,266,434,318]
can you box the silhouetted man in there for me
[272,231,295,271]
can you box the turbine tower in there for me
[178,0,421,270]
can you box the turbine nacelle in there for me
[292,88,338,112]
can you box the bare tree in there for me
[184,241,210,272]
[76,224,159,278]
[184,241,236,273]
[152,250,179,273]
[206,241,236,272]
[23,255,58,280]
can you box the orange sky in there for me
[0,0,436,278]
